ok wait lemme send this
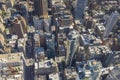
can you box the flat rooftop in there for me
[0,52,23,63]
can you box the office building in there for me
[5,34,18,53]
[103,52,115,67]
[33,16,44,30]
[87,45,112,59]
[34,59,58,80]
[112,51,120,65]
[103,11,119,38]
[64,68,78,80]
[8,15,28,38]
[59,11,73,27]
[33,16,51,32]
[0,52,25,80]
[15,1,29,23]
[87,45,114,67]
[73,0,88,20]
[80,34,102,46]
[34,47,45,61]
[57,33,67,59]
[76,47,86,61]
[65,30,79,67]
[43,18,51,32]
[85,17,95,29]
[34,75,47,80]
[52,0,66,13]
[33,33,41,47]
[45,33,55,58]
[95,23,105,37]
[58,33,67,45]
[56,10,73,33]
[49,73,60,80]
[33,31,46,47]
[76,60,103,80]
[33,0,50,32]
[34,0,48,19]
[105,66,120,80]
[17,38,27,55]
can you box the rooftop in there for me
[76,60,103,80]
[88,45,113,55]
[49,73,60,80]
[64,68,77,80]
[0,52,24,80]
[80,34,102,46]
[0,52,23,63]
[34,59,58,75]
[106,66,120,80]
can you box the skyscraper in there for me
[65,30,79,67]
[8,15,28,38]
[103,11,119,38]
[34,0,48,19]
[74,0,88,20]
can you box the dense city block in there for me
[0,0,120,80]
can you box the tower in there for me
[8,15,27,38]
[103,11,119,38]
[65,30,79,67]
[74,0,88,20]
[34,0,48,19]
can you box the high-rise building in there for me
[8,15,28,38]
[105,66,120,80]
[102,45,120,67]
[87,45,114,67]
[45,33,55,58]
[15,1,29,23]
[76,60,103,80]
[74,0,88,20]
[33,16,51,31]
[65,30,79,67]
[34,47,45,61]
[10,0,15,7]
[34,0,48,19]
[103,11,119,38]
